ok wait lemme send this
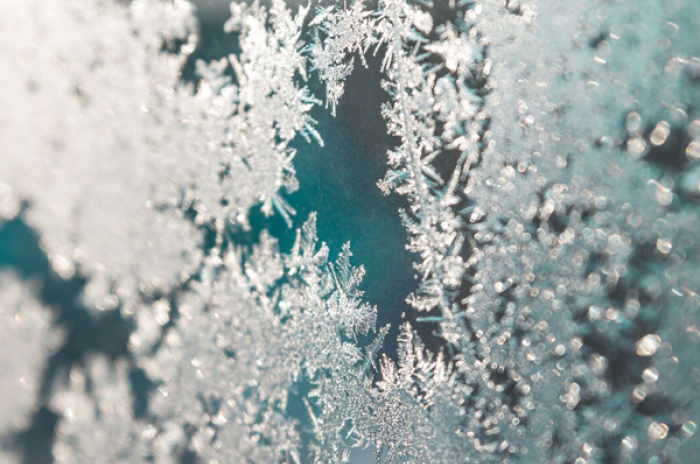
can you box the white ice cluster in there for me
[1,0,700,463]
[0,273,63,463]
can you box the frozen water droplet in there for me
[686,141,700,160]
[636,334,661,356]
[648,421,668,440]
[682,421,697,438]
[656,239,672,254]
[650,122,670,146]
[642,368,659,383]
[626,112,642,132]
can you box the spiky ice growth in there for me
[0,0,699,463]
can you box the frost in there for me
[0,0,321,308]
[1,0,700,463]
[0,272,63,440]
[51,359,153,464]
[217,0,322,223]
[310,0,700,461]
[312,0,481,313]
[130,216,378,463]
[0,0,202,307]
[310,1,374,115]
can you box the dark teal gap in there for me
[187,8,431,360]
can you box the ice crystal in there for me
[312,0,481,313]
[0,0,202,307]
[310,0,700,462]
[0,0,321,308]
[1,0,700,463]
[0,272,63,454]
[309,1,374,115]
[51,359,153,463]
[131,215,378,463]
[217,0,322,224]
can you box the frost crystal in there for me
[1,0,700,463]
[0,273,63,455]
[0,0,320,308]
[134,215,378,463]
[310,0,700,461]
[51,359,153,463]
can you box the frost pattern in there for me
[0,0,320,308]
[0,273,63,446]
[0,0,201,307]
[0,0,700,463]
[137,215,378,463]
[312,0,480,314]
[310,0,700,462]
[51,359,154,463]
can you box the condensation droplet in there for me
[621,435,638,453]
[636,334,661,356]
[632,386,647,403]
[494,281,505,293]
[690,120,700,137]
[650,122,670,146]
[628,137,647,156]
[687,141,700,160]
[682,421,697,438]
[648,421,668,440]
[642,367,659,383]
[656,239,672,254]
[626,112,642,132]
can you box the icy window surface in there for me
[0,272,63,457]
[1,0,700,463]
